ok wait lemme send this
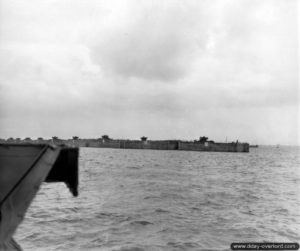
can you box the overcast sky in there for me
[0,0,298,145]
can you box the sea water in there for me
[15,146,300,250]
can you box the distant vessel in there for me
[250,145,259,148]
[0,144,79,250]
[79,136,250,152]
[1,136,250,153]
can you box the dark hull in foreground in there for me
[0,144,79,250]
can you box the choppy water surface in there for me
[16,146,300,250]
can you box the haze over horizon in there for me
[0,0,299,146]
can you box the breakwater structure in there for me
[0,136,250,153]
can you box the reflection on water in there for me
[16,146,300,250]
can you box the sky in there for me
[0,0,299,145]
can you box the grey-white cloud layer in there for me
[0,0,298,145]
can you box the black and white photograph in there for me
[0,0,299,250]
